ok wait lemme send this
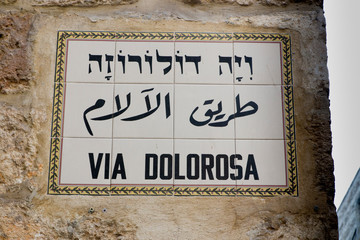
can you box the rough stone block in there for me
[32,0,138,7]
[0,0,17,5]
[0,103,41,195]
[179,0,322,6]
[0,13,33,94]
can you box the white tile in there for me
[175,41,233,84]
[234,85,284,139]
[236,140,287,187]
[59,138,112,186]
[174,139,236,187]
[66,40,116,83]
[62,83,114,138]
[174,85,235,139]
[234,42,282,85]
[114,41,174,84]
[112,84,173,138]
[111,139,174,186]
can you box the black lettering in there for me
[216,154,228,180]
[104,153,110,179]
[105,54,114,73]
[175,51,183,74]
[234,55,242,68]
[160,154,172,180]
[201,154,214,180]
[187,154,199,180]
[145,50,153,74]
[117,50,125,73]
[185,55,201,74]
[156,49,172,75]
[245,154,259,180]
[88,54,102,73]
[128,54,142,73]
[219,56,232,75]
[89,153,103,179]
[230,154,242,180]
[174,153,185,179]
[145,154,158,179]
[111,153,127,179]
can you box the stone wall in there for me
[0,0,337,239]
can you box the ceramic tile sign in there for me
[48,31,297,196]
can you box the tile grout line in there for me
[232,33,239,196]
[64,80,286,86]
[172,32,176,196]
[109,40,117,195]
[59,136,287,141]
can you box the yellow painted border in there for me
[48,31,297,196]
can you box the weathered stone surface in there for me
[0,13,33,94]
[0,102,44,197]
[179,0,322,7]
[245,213,334,239]
[0,199,138,239]
[0,0,17,5]
[33,0,138,7]
[0,0,336,239]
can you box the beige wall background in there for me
[0,0,337,239]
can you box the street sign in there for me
[48,31,297,196]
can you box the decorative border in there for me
[174,187,236,196]
[111,186,173,196]
[234,33,293,86]
[176,32,233,41]
[48,31,297,196]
